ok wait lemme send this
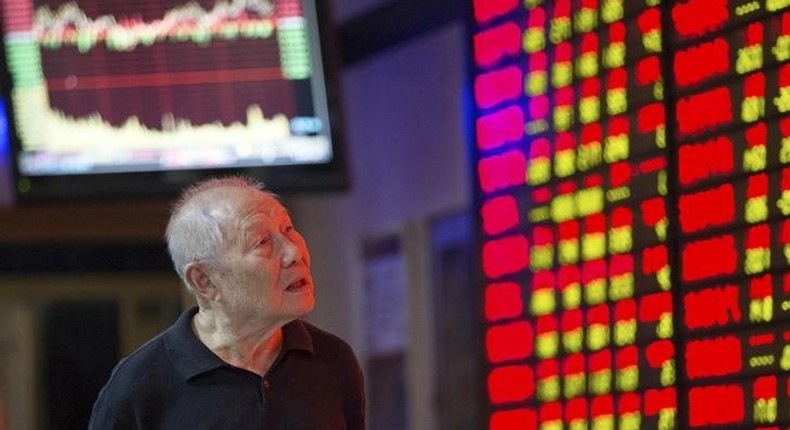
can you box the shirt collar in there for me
[164,306,315,381]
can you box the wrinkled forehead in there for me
[225,189,289,230]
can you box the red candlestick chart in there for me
[473,0,790,428]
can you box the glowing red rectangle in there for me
[645,388,676,415]
[749,274,772,299]
[490,408,537,430]
[747,22,764,45]
[685,336,742,379]
[477,106,525,151]
[679,184,735,233]
[636,56,661,86]
[638,8,661,33]
[536,315,557,334]
[483,235,529,279]
[683,285,740,330]
[646,340,673,368]
[558,181,577,194]
[555,87,574,106]
[556,132,575,151]
[539,403,562,424]
[588,304,609,325]
[610,21,625,43]
[746,123,766,147]
[682,235,737,282]
[582,259,606,284]
[529,51,547,72]
[584,214,606,234]
[559,220,579,240]
[537,359,559,379]
[615,299,636,321]
[754,376,776,400]
[640,197,667,227]
[609,254,633,277]
[482,196,519,236]
[583,174,603,187]
[640,292,672,322]
[561,309,582,331]
[591,395,613,417]
[478,150,526,194]
[747,173,768,198]
[556,42,572,62]
[552,0,570,18]
[749,333,774,346]
[581,123,602,144]
[476,66,522,109]
[607,163,627,187]
[637,103,665,133]
[566,398,586,421]
[533,271,554,289]
[527,7,545,28]
[672,0,728,38]
[678,136,734,186]
[616,346,637,369]
[474,23,521,67]
[528,95,549,120]
[486,321,533,363]
[488,365,535,404]
[747,225,770,249]
[559,265,579,287]
[532,187,552,203]
[581,33,598,54]
[784,168,790,192]
[688,385,744,427]
[607,68,626,89]
[619,393,639,413]
[589,350,611,373]
[563,354,584,374]
[485,282,523,322]
[611,207,633,228]
[642,245,668,275]
[744,73,765,98]
[581,78,600,97]
[530,137,551,158]
[676,87,732,136]
[473,0,518,23]
[532,226,553,246]
[638,157,667,174]
[781,63,790,88]
[674,38,729,88]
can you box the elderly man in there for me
[88,176,364,429]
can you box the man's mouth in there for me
[286,278,308,292]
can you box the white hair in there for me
[165,175,273,291]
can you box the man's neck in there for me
[191,308,285,377]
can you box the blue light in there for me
[0,99,8,161]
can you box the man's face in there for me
[209,190,314,324]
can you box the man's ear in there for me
[184,261,217,301]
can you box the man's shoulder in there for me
[297,320,359,362]
[102,330,174,394]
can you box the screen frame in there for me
[0,0,349,203]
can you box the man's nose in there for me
[278,235,300,267]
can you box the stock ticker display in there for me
[0,0,332,176]
[474,0,790,428]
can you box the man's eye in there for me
[255,237,270,247]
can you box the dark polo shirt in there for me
[88,306,364,430]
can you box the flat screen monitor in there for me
[0,0,347,201]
